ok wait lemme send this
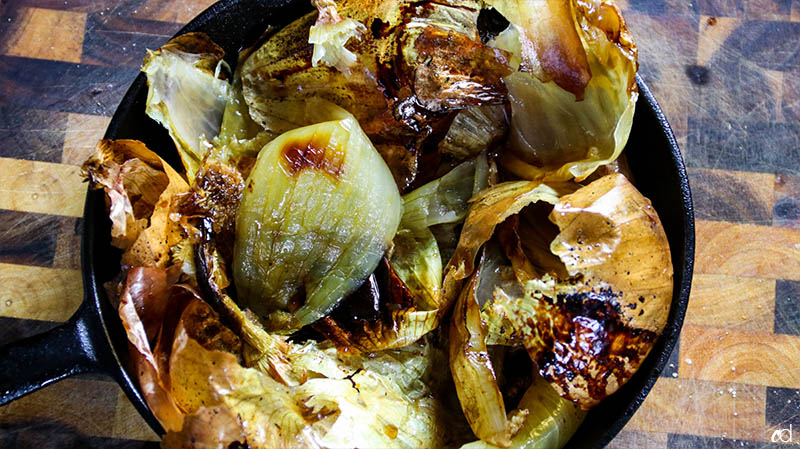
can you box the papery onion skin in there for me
[233,115,402,332]
[82,139,190,268]
[450,261,512,448]
[439,105,508,161]
[242,1,512,189]
[481,174,673,409]
[309,0,367,73]
[401,157,487,232]
[441,181,578,313]
[489,0,591,98]
[316,151,495,353]
[390,228,442,311]
[314,259,440,354]
[549,173,672,334]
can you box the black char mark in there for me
[477,7,510,44]
[314,259,417,353]
[528,287,657,407]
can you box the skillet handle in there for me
[0,304,100,405]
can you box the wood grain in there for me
[679,325,800,390]
[0,157,85,217]
[0,263,82,321]
[0,210,61,267]
[696,0,794,20]
[112,390,159,442]
[689,168,775,224]
[62,113,111,166]
[0,107,68,163]
[775,280,800,336]
[625,11,697,146]
[697,16,741,67]
[775,173,800,228]
[626,377,767,441]
[695,220,800,280]
[685,275,775,331]
[0,377,125,439]
[607,431,668,449]
[129,0,218,23]
[52,217,82,270]
[2,8,87,63]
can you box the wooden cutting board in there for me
[0,0,798,447]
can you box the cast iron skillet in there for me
[0,0,695,446]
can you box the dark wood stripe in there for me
[81,13,180,67]
[0,106,67,163]
[715,20,799,71]
[695,0,792,19]
[0,210,66,267]
[607,430,667,448]
[686,119,800,175]
[0,316,59,347]
[0,0,113,12]
[688,21,799,134]
[626,0,700,16]
[0,422,159,449]
[0,56,138,116]
[626,0,670,14]
[766,386,800,427]
[784,69,799,124]
[52,216,83,270]
[667,434,789,448]
[689,168,773,224]
[0,377,155,447]
[774,280,800,336]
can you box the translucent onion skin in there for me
[438,105,507,161]
[450,261,512,448]
[460,374,586,449]
[233,115,402,332]
[401,157,485,232]
[490,0,638,182]
[142,33,232,182]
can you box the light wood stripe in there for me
[685,275,775,332]
[698,16,740,67]
[679,325,800,390]
[62,113,111,166]
[0,157,86,217]
[695,220,800,280]
[626,377,767,441]
[0,263,82,321]
[3,8,87,64]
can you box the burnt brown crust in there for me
[525,287,657,409]
[313,259,431,354]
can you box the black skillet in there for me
[0,0,695,446]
